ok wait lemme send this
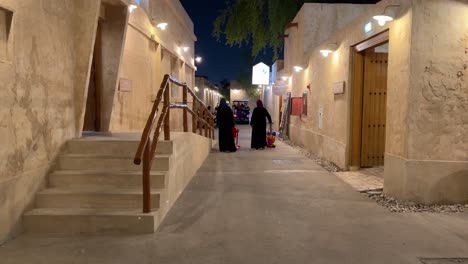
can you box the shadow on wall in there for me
[429,170,468,204]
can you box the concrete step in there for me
[58,154,170,171]
[36,187,162,209]
[23,208,160,234]
[49,170,165,189]
[66,139,173,155]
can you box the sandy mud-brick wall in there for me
[0,0,99,242]
[384,0,468,204]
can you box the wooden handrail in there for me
[134,74,216,213]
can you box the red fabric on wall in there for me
[291,97,303,116]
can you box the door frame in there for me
[349,30,389,169]
[83,20,103,132]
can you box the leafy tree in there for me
[219,79,231,100]
[213,0,380,58]
[213,0,303,59]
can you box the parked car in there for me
[232,100,250,124]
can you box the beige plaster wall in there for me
[0,0,99,242]
[100,4,129,132]
[285,3,371,74]
[384,3,413,159]
[407,0,468,161]
[284,1,397,168]
[195,77,221,108]
[158,132,212,220]
[109,0,196,132]
[109,9,160,131]
[384,0,468,204]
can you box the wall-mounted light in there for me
[233,89,239,94]
[195,56,202,63]
[320,50,333,57]
[128,4,138,13]
[373,5,399,26]
[319,43,338,58]
[194,86,199,92]
[281,76,289,81]
[294,66,303,72]
[182,47,189,52]
[157,22,168,30]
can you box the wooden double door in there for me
[360,49,388,167]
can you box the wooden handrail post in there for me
[192,99,197,133]
[164,84,170,140]
[204,109,208,138]
[142,138,151,213]
[198,109,203,135]
[211,117,215,139]
[183,86,188,132]
[208,119,212,139]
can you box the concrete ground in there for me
[1,125,468,264]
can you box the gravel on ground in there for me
[366,190,468,213]
[282,139,342,172]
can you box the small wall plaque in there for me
[332,81,345,95]
[119,78,133,92]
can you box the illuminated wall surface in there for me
[281,0,468,204]
[0,0,196,242]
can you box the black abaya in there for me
[250,107,272,149]
[216,105,237,152]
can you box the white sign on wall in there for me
[252,62,270,85]
[332,81,345,95]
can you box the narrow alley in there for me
[1,126,467,264]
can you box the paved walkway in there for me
[1,126,468,263]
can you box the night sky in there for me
[179,0,273,86]
[179,0,380,86]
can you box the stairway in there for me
[23,138,173,234]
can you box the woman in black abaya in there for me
[216,98,237,152]
[250,100,272,149]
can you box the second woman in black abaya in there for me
[250,100,272,149]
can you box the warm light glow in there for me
[233,89,239,94]
[128,4,138,13]
[195,56,202,63]
[294,66,303,72]
[157,23,168,30]
[281,76,289,81]
[320,50,333,57]
[182,47,189,52]
[373,15,393,26]
[194,86,199,92]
